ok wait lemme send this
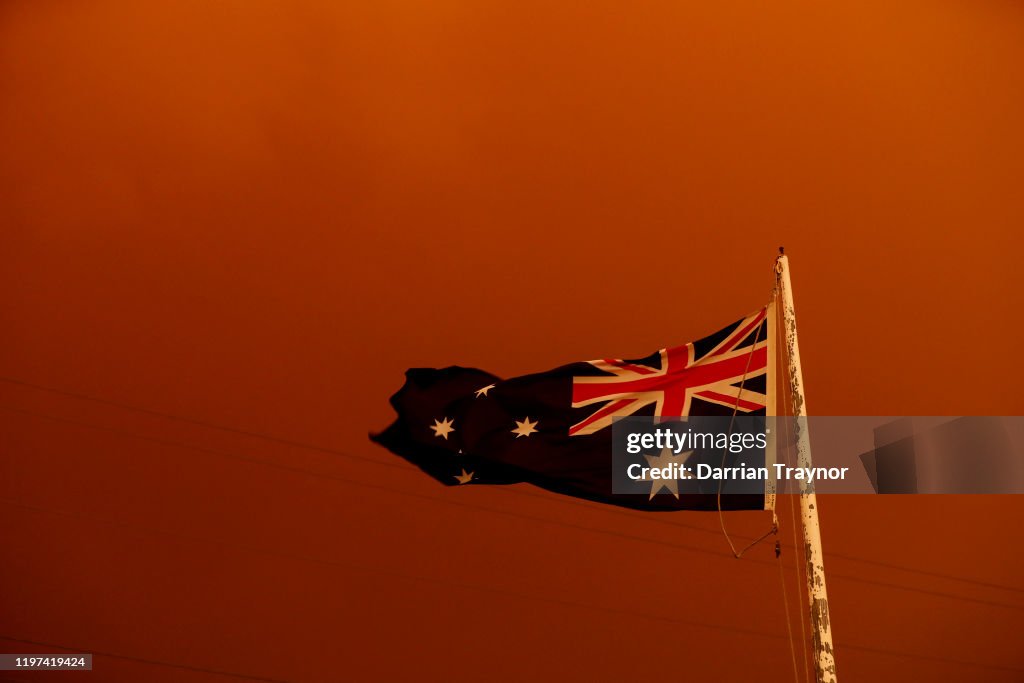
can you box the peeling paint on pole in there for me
[777,253,838,683]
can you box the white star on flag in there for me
[639,447,693,500]
[511,417,538,438]
[431,417,455,440]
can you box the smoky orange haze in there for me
[1,1,1023,681]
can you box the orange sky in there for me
[1,1,1023,681]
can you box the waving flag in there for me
[371,306,776,511]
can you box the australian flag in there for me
[372,307,775,511]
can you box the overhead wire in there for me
[0,635,287,682]
[3,499,1023,677]
[2,402,1023,612]
[3,375,1023,595]
[3,374,1020,596]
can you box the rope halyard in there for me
[790,495,812,683]
[785,405,813,683]
[777,530,805,683]
[715,261,783,559]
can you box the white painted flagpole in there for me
[776,249,838,683]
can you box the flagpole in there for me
[776,249,838,683]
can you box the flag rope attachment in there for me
[714,271,780,559]
[712,278,802,683]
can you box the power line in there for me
[6,375,1023,596]
[0,405,745,565]
[838,641,1024,675]
[0,498,790,642]
[3,499,1022,678]
[0,375,407,470]
[5,373,1024,596]
[4,403,1024,613]
[823,550,1024,595]
[0,635,287,682]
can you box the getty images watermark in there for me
[611,416,1024,495]
[612,417,849,498]
[623,425,849,484]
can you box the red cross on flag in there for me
[569,308,774,436]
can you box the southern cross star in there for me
[431,417,455,440]
[640,447,694,500]
[511,417,538,438]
